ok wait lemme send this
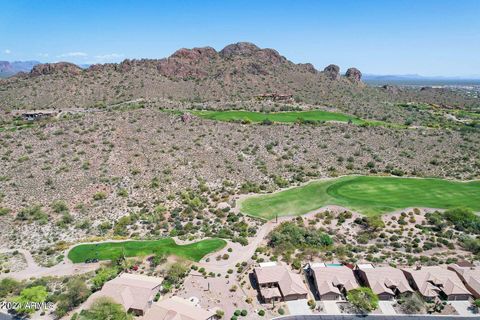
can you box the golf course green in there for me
[67,238,226,263]
[190,110,387,126]
[239,176,480,219]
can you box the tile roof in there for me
[448,264,480,297]
[311,266,359,295]
[142,296,216,320]
[85,273,162,313]
[254,265,308,296]
[402,266,471,298]
[359,266,413,295]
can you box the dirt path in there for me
[196,205,355,273]
[0,248,100,280]
[0,203,441,279]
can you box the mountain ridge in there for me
[0,60,40,78]
[0,42,477,114]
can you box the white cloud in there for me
[93,53,124,62]
[57,52,88,58]
[4,49,11,54]
[38,53,49,58]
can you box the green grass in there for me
[240,176,480,219]
[191,109,365,124]
[67,238,226,263]
[189,109,394,127]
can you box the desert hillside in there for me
[1,43,478,120]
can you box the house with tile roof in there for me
[84,273,163,316]
[253,265,309,303]
[141,296,217,320]
[308,264,359,300]
[402,266,472,301]
[448,264,480,298]
[357,266,413,300]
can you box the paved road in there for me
[275,315,480,320]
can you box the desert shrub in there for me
[54,278,91,317]
[397,292,425,314]
[93,192,106,200]
[347,287,379,312]
[16,205,48,224]
[443,208,480,234]
[268,222,333,250]
[91,267,120,291]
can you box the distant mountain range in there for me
[0,60,40,78]
[363,74,480,86]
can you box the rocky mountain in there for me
[0,43,477,117]
[0,60,40,78]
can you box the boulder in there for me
[381,84,401,94]
[323,64,340,80]
[345,67,362,82]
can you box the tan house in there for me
[254,93,293,102]
[448,263,480,298]
[402,266,472,301]
[142,296,217,320]
[357,266,413,300]
[12,109,59,121]
[253,265,308,303]
[309,265,359,300]
[84,273,162,316]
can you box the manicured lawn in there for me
[67,238,226,263]
[190,110,392,126]
[240,176,480,219]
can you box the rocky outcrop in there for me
[345,67,362,82]
[220,42,285,64]
[323,64,340,80]
[382,84,401,94]
[171,47,218,60]
[298,63,317,74]
[220,42,260,58]
[30,62,82,77]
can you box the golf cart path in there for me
[0,248,100,280]
[0,204,442,279]
[196,204,370,273]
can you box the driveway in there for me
[286,299,312,315]
[322,301,341,315]
[450,301,476,317]
[378,301,396,315]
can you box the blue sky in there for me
[1,0,479,76]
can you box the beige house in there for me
[309,265,359,300]
[253,265,308,303]
[142,296,217,320]
[357,266,413,300]
[84,273,162,316]
[402,266,472,301]
[448,263,480,298]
